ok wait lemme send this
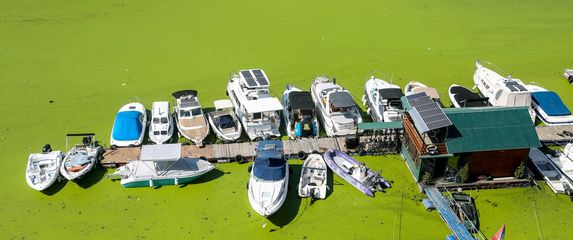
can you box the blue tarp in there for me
[112,111,143,141]
[532,91,571,116]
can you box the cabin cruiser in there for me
[227,69,283,140]
[525,84,573,126]
[448,84,491,108]
[148,101,174,144]
[310,76,362,137]
[473,61,536,121]
[247,140,289,217]
[207,99,242,142]
[110,102,147,148]
[404,81,443,106]
[282,85,319,139]
[362,76,404,122]
[172,90,210,146]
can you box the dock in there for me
[536,125,573,145]
[425,186,475,240]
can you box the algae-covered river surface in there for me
[2,0,573,239]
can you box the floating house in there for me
[400,92,541,183]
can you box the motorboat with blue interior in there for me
[149,101,174,144]
[109,143,215,188]
[448,84,491,108]
[310,76,362,137]
[227,69,283,140]
[282,85,319,139]
[525,84,573,126]
[172,90,210,146]
[207,99,242,142]
[298,153,328,200]
[362,76,404,122]
[404,81,443,106]
[110,102,147,148]
[473,61,536,121]
[60,133,103,181]
[25,144,64,191]
[247,140,289,217]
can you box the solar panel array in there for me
[406,92,452,132]
[240,69,269,88]
[505,81,527,92]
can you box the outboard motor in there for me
[42,144,52,153]
[82,136,92,146]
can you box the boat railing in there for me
[403,115,448,156]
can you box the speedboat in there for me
[404,81,443,106]
[310,76,362,137]
[323,149,390,197]
[565,69,573,83]
[172,90,210,146]
[525,84,573,126]
[548,143,573,183]
[247,140,289,217]
[282,85,319,139]
[362,76,404,122]
[60,134,103,181]
[298,153,328,199]
[473,61,536,121]
[25,144,64,191]
[448,84,491,108]
[149,101,174,144]
[207,99,242,142]
[110,102,147,148]
[109,144,215,188]
[227,69,283,140]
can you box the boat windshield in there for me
[191,108,202,116]
[180,110,191,117]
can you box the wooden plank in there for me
[536,125,573,145]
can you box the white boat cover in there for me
[243,98,284,113]
[214,99,234,110]
[140,143,181,161]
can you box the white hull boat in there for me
[298,154,328,199]
[310,76,362,137]
[149,101,175,144]
[529,148,573,194]
[525,84,573,126]
[362,76,404,122]
[26,146,64,191]
[227,69,283,140]
[248,140,289,217]
[207,99,242,142]
[172,90,210,146]
[110,102,147,148]
[548,143,573,185]
[473,61,536,121]
[404,81,443,106]
[60,134,102,181]
[282,85,319,139]
[448,84,490,108]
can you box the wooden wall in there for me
[462,149,529,178]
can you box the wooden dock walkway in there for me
[536,125,573,145]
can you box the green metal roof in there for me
[443,106,541,153]
[358,121,403,130]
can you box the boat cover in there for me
[378,88,404,100]
[112,111,143,141]
[219,115,235,129]
[253,158,286,181]
[288,91,314,110]
[330,92,355,108]
[65,152,90,168]
[531,91,571,116]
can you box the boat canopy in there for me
[379,88,404,100]
[172,90,198,99]
[532,91,571,116]
[330,92,355,108]
[112,111,143,141]
[139,144,181,161]
[243,98,284,113]
[288,91,314,110]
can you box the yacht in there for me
[362,76,404,122]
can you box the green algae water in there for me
[1,0,573,239]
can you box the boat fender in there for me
[149,179,154,187]
[426,144,438,155]
[174,178,179,185]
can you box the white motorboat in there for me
[172,90,210,146]
[473,61,536,121]
[564,69,573,83]
[310,76,362,137]
[110,102,147,148]
[282,85,319,139]
[448,84,491,108]
[298,153,328,199]
[207,99,242,142]
[404,81,443,106]
[547,143,573,187]
[60,134,103,181]
[149,101,175,144]
[529,148,573,194]
[227,69,283,140]
[362,76,404,122]
[109,144,215,188]
[525,84,573,126]
[247,140,289,217]
[25,145,64,191]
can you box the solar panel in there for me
[252,69,269,86]
[406,92,452,133]
[241,70,257,87]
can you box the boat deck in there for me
[536,125,573,145]
[424,186,475,240]
[528,148,570,194]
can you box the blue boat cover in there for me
[112,111,143,141]
[531,91,571,116]
[253,158,286,181]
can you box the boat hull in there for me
[121,175,204,188]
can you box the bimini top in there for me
[288,91,314,110]
[240,69,270,88]
[531,91,571,116]
[379,88,404,100]
[172,90,198,99]
[139,143,181,161]
[243,98,284,113]
[112,111,143,141]
[330,91,356,108]
[253,140,286,181]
